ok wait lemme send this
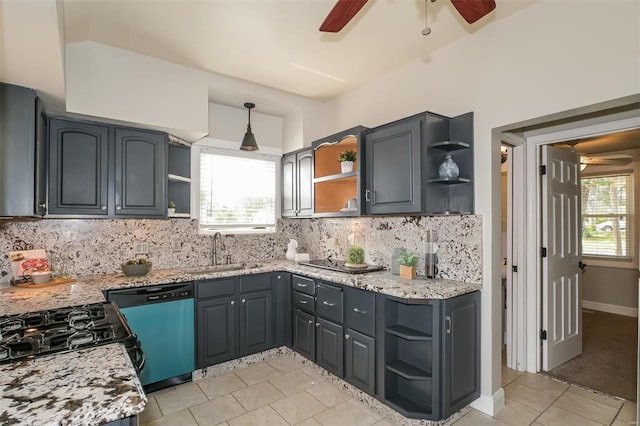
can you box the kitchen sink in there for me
[185,263,263,274]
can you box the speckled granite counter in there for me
[0,260,481,315]
[0,344,146,426]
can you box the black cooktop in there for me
[299,259,384,274]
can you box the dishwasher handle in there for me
[107,282,194,308]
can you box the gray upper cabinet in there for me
[114,128,167,216]
[0,83,47,217]
[48,119,110,215]
[364,117,423,214]
[281,148,313,217]
[47,117,167,217]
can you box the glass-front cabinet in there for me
[312,126,368,216]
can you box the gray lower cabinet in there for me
[47,117,167,217]
[344,328,375,394]
[196,273,276,369]
[274,272,292,347]
[315,317,343,377]
[293,308,315,361]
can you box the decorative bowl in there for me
[121,262,152,277]
[31,271,52,284]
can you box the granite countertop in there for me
[0,260,480,425]
[0,260,482,315]
[0,344,146,426]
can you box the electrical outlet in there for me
[171,241,182,252]
[134,242,149,255]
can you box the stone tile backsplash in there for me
[0,215,481,284]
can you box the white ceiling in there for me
[62,0,534,103]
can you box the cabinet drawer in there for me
[316,282,343,323]
[239,273,272,293]
[292,275,315,295]
[197,278,236,299]
[293,291,315,314]
[344,287,375,336]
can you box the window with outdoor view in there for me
[581,173,633,259]
[199,150,277,232]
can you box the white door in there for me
[541,145,582,371]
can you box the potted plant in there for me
[345,245,366,268]
[338,150,357,173]
[398,252,419,279]
[168,201,176,216]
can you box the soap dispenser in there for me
[285,239,298,260]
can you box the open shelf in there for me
[386,324,432,340]
[428,177,471,184]
[429,141,470,151]
[169,213,190,218]
[314,135,358,179]
[386,360,431,380]
[384,370,433,418]
[314,171,357,183]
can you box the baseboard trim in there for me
[583,300,638,318]
[470,388,505,416]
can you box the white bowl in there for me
[31,271,52,284]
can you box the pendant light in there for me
[240,102,259,151]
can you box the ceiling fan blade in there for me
[320,0,368,32]
[581,157,633,166]
[450,0,496,24]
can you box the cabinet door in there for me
[345,328,375,394]
[114,128,167,217]
[316,317,344,377]
[274,273,292,347]
[293,308,316,361]
[365,118,422,214]
[441,292,480,418]
[281,153,297,217]
[196,296,238,368]
[239,290,274,356]
[296,150,314,216]
[48,119,109,215]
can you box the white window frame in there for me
[581,163,638,270]
[192,145,281,235]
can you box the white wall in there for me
[324,0,640,412]
[65,41,209,141]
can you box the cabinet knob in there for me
[116,206,122,210]
[101,206,107,210]
[242,298,246,303]
[277,275,282,279]
[231,300,235,305]
[38,203,47,209]
[315,322,320,327]
[308,320,314,325]
[345,334,351,340]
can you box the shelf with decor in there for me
[167,141,191,218]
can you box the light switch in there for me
[134,242,149,255]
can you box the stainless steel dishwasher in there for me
[107,282,195,393]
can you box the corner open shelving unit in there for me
[167,141,191,218]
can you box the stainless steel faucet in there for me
[212,232,225,266]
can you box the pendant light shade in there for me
[240,102,259,151]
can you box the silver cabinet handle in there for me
[277,275,282,279]
[298,300,308,304]
[297,283,308,287]
[116,206,122,210]
[231,300,235,305]
[101,206,107,210]
[446,315,452,334]
[308,319,313,325]
[345,334,351,340]
[242,298,246,303]
[315,322,320,327]
[323,301,336,307]
[365,189,371,202]
[353,308,368,314]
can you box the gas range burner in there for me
[0,302,142,371]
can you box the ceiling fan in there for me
[559,141,634,169]
[319,0,497,33]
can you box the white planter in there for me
[341,161,354,173]
[168,208,176,216]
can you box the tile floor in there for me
[139,354,638,426]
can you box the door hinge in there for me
[540,247,547,257]
[540,329,547,340]
[539,165,547,175]
[512,265,518,273]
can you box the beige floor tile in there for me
[452,410,508,425]
[515,374,569,398]
[154,382,208,415]
[373,418,400,426]
[504,382,557,412]
[494,398,541,426]
[267,354,305,373]
[305,381,352,407]
[553,388,619,424]
[218,423,230,426]
[142,408,198,426]
[565,385,624,409]
[535,406,602,426]
[233,380,286,411]
[138,396,163,424]
[270,390,328,424]
[236,362,282,386]
[314,399,379,426]
[198,372,247,400]
[617,401,637,422]
[189,394,246,426]
[296,418,323,426]
[502,367,522,387]
[345,399,384,421]
[228,405,289,426]
[147,386,176,397]
[612,419,635,426]
[301,365,328,382]
[269,369,319,396]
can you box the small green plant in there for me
[398,252,419,266]
[168,201,176,209]
[338,150,357,162]
[347,245,365,264]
